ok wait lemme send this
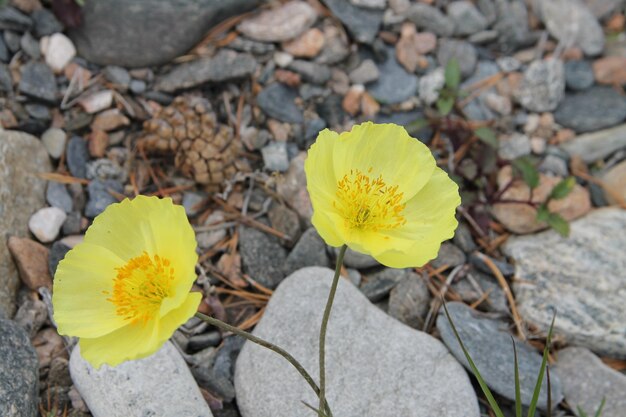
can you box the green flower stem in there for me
[317,244,348,416]
[194,312,331,415]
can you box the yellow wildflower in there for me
[52,196,201,368]
[305,122,461,268]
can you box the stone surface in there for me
[368,46,418,104]
[360,267,405,302]
[69,0,261,67]
[430,242,466,270]
[238,1,317,42]
[322,0,384,44]
[556,347,626,417]
[239,226,287,289]
[437,302,563,410]
[66,136,89,179]
[561,123,626,163]
[447,1,488,36]
[28,206,66,243]
[235,267,479,417]
[7,236,52,290]
[554,86,626,133]
[503,208,626,358]
[256,83,303,123]
[564,60,594,90]
[593,56,626,85]
[0,131,51,316]
[70,341,213,417]
[492,166,591,234]
[32,8,62,37]
[47,181,73,213]
[498,132,531,160]
[406,3,455,37]
[388,272,431,329]
[451,270,508,314]
[0,318,39,417]
[85,180,123,218]
[155,50,257,93]
[437,39,477,79]
[18,61,58,103]
[282,28,325,58]
[283,228,329,276]
[515,58,565,112]
[43,32,76,73]
[261,141,289,172]
[348,58,379,84]
[536,0,604,56]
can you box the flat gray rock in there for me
[70,341,212,417]
[322,0,383,44]
[0,131,51,317]
[556,347,626,417]
[0,318,39,417]
[503,208,626,359]
[554,87,626,133]
[368,46,418,104]
[561,123,626,163]
[515,58,565,112]
[235,267,479,417]
[437,302,563,410]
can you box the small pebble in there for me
[42,33,76,72]
[28,206,67,243]
[46,181,73,213]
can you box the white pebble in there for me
[42,33,76,73]
[28,207,67,243]
[41,128,67,159]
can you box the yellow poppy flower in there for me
[52,196,201,368]
[305,122,461,268]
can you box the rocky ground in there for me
[1,0,626,416]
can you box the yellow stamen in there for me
[334,168,406,232]
[106,252,175,324]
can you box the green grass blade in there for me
[594,398,606,417]
[577,406,589,417]
[511,336,522,417]
[546,365,552,417]
[301,401,329,417]
[442,302,506,417]
[527,312,556,417]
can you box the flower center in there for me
[106,252,175,324]
[334,168,406,232]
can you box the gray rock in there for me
[536,0,604,56]
[268,204,301,244]
[235,267,479,417]
[554,86,626,133]
[0,131,50,317]
[430,243,467,270]
[453,222,477,253]
[556,347,626,417]
[368,46,418,104]
[237,1,317,42]
[316,94,347,127]
[0,37,8,63]
[13,298,48,337]
[69,0,261,67]
[25,103,50,120]
[561,123,626,163]
[437,39,478,79]
[228,37,275,55]
[41,128,67,159]
[86,159,127,183]
[0,318,39,417]
[20,32,40,60]
[539,154,569,177]
[447,1,488,36]
[182,191,206,217]
[349,58,379,84]
[322,0,384,44]
[62,211,82,236]
[388,272,431,328]
[188,331,221,352]
[583,0,624,19]
[46,182,73,214]
[564,60,595,91]
[360,268,406,302]
[437,302,563,410]
[70,342,213,417]
[477,0,497,25]
[469,252,514,277]
[468,29,499,44]
[419,68,445,105]
[32,8,63,38]
[129,79,146,94]
[239,226,287,289]
[103,66,131,89]
[85,179,124,218]
[261,141,289,172]
[283,228,329,275]
[493,0,534,51]
[49,241,71,277]
[155,49,257,92]
[18,61,58,103]
[503,208,626,358]
[256,83,303,124]
[407,3,455,37]
[498,132,532,160]
[337,246,379,269]
[451,270,508,314]
[515,58,565,112]
[0,6,32,31]
[66,136,89,179]
[350,0,386,8]
[287,60,331,84]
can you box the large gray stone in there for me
[0,131,51,317]
[234,267,479,417]
[561,123,626,163]
[556,347,626,417]
[554,87,626,133]
[503,208,626,359]
[68,0,262,67]
[70,341,212,417]
[0,318,39,417]
[437,302,563,410]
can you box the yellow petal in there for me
[372,167,461,267]
[332,122,436,201]
[80,292,201,368]
[53,242,129,338]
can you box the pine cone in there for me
[139,96,245,188]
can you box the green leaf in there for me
[536,204,550,223]
[549,177,575,200]
[594,398,606,417]
[437,96,455,116]
[445,58,461,90]
[547,213,570,237]
[512,337,522,417]
[512,157,540,189]
[442,302,506,417]
[474,127,498,148]
[527,312,556,417]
